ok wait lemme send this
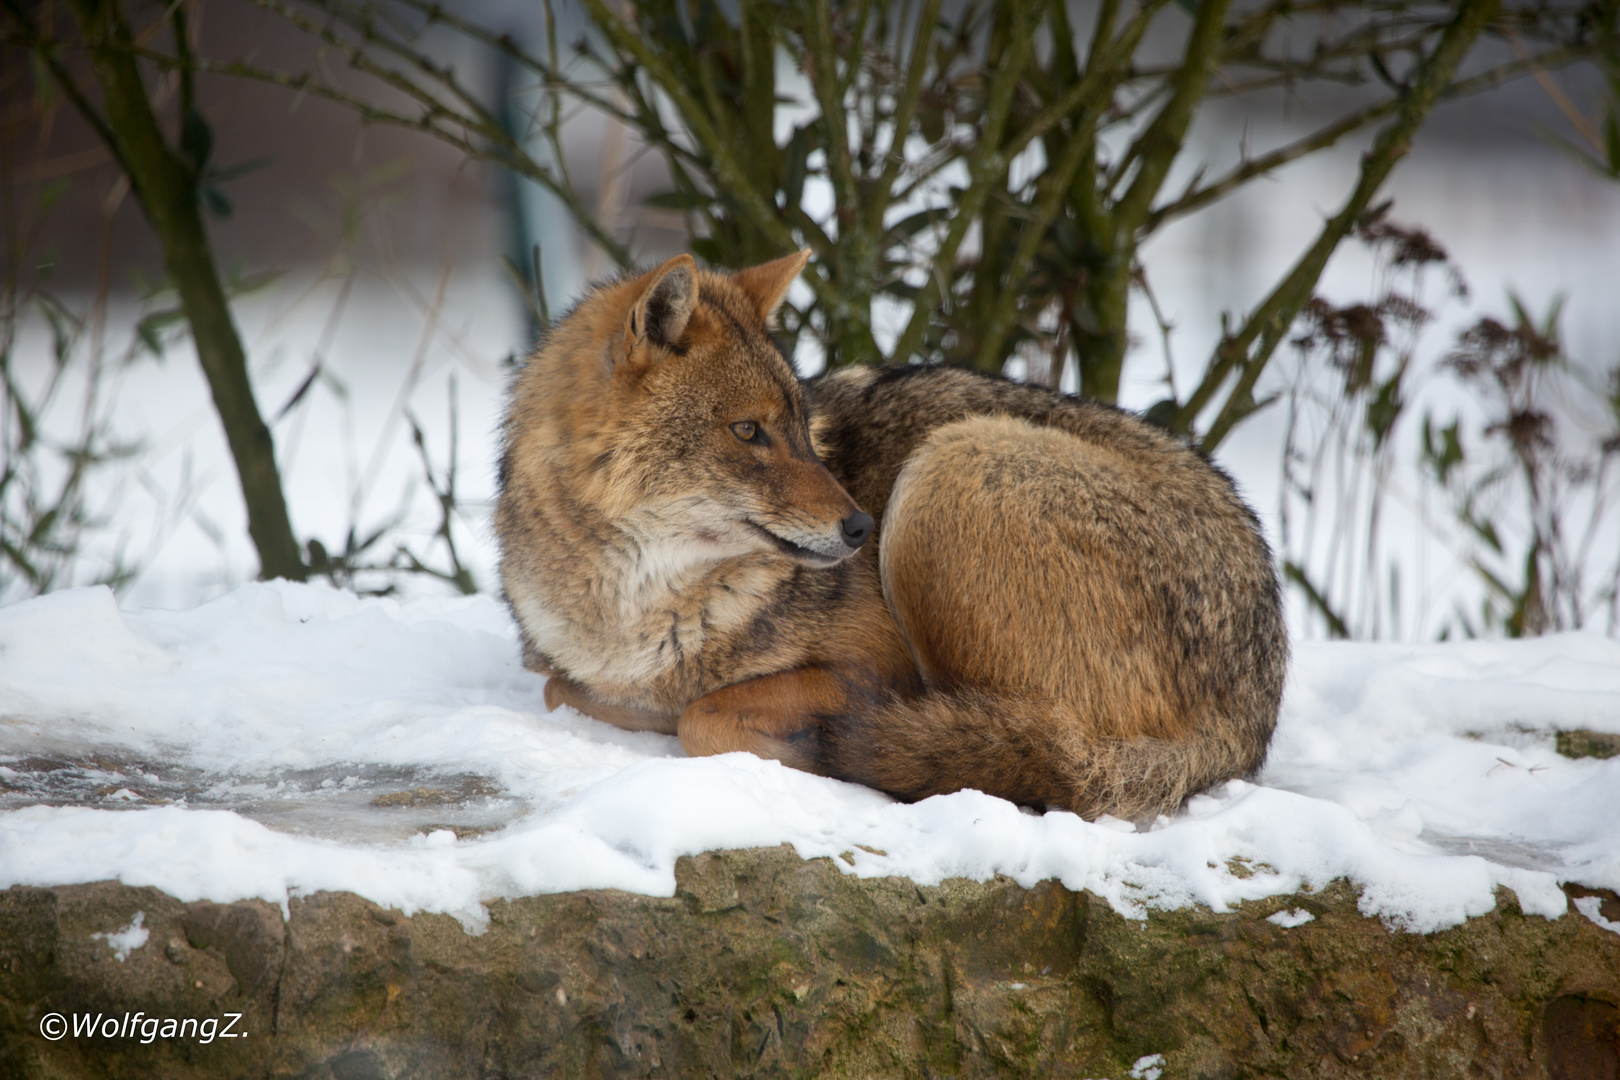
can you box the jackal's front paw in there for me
[677,697,826,776]
[542,674,581,712]
[543,674,678,734]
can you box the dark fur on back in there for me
[807,363,1249,526]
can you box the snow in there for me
[91,912,149,961]
[1129,1054,1166,1080]
[1575,896,1620,938]
[1267,908,1315,928]
[2,582,1617,934]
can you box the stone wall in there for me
[1,846,1617,1078]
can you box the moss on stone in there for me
[1556,729,1620,760]
[2,846,1617,1078]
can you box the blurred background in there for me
[4,0,1618,641]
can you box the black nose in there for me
[840,511,874,550]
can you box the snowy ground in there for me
[1,581,1617,937]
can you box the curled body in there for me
[495,252,1287,820]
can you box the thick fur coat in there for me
[495,252,1287,820]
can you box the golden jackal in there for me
[495,252,1286,821]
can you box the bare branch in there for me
[1187,0,1503,451]
[1146,98,1398,233]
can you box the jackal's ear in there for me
[624,255,698,360]
[731,249,811,326]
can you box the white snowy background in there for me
[2,580,1617,938]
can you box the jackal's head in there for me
[520,251,871,568]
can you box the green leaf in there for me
[6,376,39,450]
[1543,130,1620,182]
[1283,561,1350,639]
[181,109,213,173]
[1606,365,1620,431]
[39,179,70,214]
[2,535,45,588]
[1142,399,1181,430]
[1368,51,1404,92]
[205,156,273,185]
[320,367,350,402]
[1215,384,1278,432]
[225,269,284,298]
[1468,557,1514,603]
[28,505,61,547]
[37,295,78,365]
[1540,293,1565,345]
[1421,415,1464,484]
[135,319,164,359]
[273,361,323,422]
[200,185,233,220]
[783,125,810,210]
[1470,516,1502,555]
[1366,370,1404,448]
[133,307,187,359]
[502,251,550,333]
[884,208,943,241]
[1508,289,1534,334]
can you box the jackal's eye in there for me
[731,420,761,443]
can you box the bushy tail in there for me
[821,688,1270,822]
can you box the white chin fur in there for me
[762,528,853,564]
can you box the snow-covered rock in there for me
[3,849,1617,1078]
[2,581,1618,935]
